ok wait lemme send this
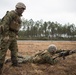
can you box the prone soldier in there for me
[5,44,64,64]
[16,44,76,63]
[5,44,76,65]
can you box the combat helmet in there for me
[15,2,26,9]
[47,44,57,53]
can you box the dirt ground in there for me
[3,41,76,75]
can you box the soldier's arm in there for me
[34,50,43,56]
[43,55,58,65]
[55,49,65,53]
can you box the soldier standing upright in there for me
[0,2,26,74]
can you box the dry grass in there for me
[3,41,76,75]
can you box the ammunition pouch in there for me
[10,21,21,31]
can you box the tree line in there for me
[18,18,76,40]
[0,18,76,40]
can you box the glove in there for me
[69,50,76,54]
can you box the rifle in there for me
[53,50,76,60]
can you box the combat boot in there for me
[0,68,3,75]
[0,64,3,75]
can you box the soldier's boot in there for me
[11,61,21,67]
[0,68,3,75]
[0,64,3,75]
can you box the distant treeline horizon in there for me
[0,18,76,40]
[18,18,76,40]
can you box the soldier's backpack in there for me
[1,11,9,22]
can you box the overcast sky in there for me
[0,0,76,25]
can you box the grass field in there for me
[3,41,76,75]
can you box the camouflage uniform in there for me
[13,50,58,65]
[5,49,74,65]
[5,45,60,65]
[24,51,58,64]
[0,10,22,66]
[0,2,26,74]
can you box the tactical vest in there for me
[1,10,21,32]
[9,11,21,31]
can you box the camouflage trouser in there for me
[21,55,33,63]
[0,36,18,65]
[22,55,58,64]
[22,55,42,64]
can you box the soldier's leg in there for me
[9,39,19,66]
[0,39,10,74]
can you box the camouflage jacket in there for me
[1,10,22,37]
[21,50,66,64]
[18,50,59,65]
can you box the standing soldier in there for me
[0,2,26,74]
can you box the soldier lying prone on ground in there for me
[5,44,76,65]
